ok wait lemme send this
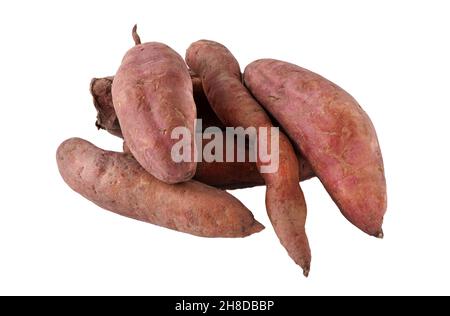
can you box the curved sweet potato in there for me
[186,40,311,275]
[112,26,197,184]
[56,137,264,238]
[244,59,387,237]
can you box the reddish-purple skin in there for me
[186,40,311,276]
[244,59,387,236]
[91,74,223,137]
[112,42,197,184]
[91,76,316,190]
[56,138,264,238]
[123,139,316,190]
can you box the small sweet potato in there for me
[112,26,197,184]
[244,59,387,237]
[56,137,264,237]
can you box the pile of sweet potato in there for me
[57,26,387,276]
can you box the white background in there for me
[0,0,449,296]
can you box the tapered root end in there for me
[283,236,312,278]
[245,221,264,236]
[302,266,310,277]
[132,24,141,45]
[299,259,311,277]
[376,229,384,239]
[292,253,311,278]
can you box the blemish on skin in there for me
[268,95,280,101]
[77,166,85,179]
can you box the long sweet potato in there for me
[186,40,311,275]
[112,26,197,184]
[244,59,387,237]
[57,138,264,237]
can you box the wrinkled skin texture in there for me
[91,74,223,137]
[112,42,197,184]
[244,59,387,236]
[56,138,264,238]
[186,40,311,276]
[90,76,122,138]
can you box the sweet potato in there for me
[56,137,264,237]
[186,40,311,275]
[91,74,223,137]
[244,59,387,237]
[112,26,197,184]
[123,139,316,190]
